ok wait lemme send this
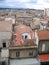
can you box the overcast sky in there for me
[0,0,49,9]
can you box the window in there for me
[42,44,45,52]
[0,48,1,52]
[3,43,6,48]
[38,40,49,54]
[29,51,33,56]
[22,33,31,39]
[16,51,20,57]
[2,62,5,65]
[0,62,2,65]
[25,35,28,39]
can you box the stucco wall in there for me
[9,49,37,59]
[0,32,12,40]
[1,49,9,58]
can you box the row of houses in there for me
[0,8,49,65]
[0,9,44,31]
[0,16,49,31]
[0,21,40,65]
[0,20,49,65]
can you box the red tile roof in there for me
[9,24,35,47]
[22,39,37,46]
[37,31,49,40]
[10,39,37,47]
[12,32,22,46]
[11,31,34,46]
[14,24,32,34]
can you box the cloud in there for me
[0,0,49,9]
[5,0,30,3]
[37,0,49,8]
[24,3,44,9]
[0,0,31,8]
[23,0,49,9]
[45,0,49,3]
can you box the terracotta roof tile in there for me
[14,24,32,34]
[12,32,22,46]
[37,31,49,40]
[10,39,37,47]
[10,24,35,47]
[10,32,34,47]
[22,39,37,46]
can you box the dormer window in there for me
[22,33,31,39]
[25,35,28,39]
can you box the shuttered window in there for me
[16,51,20,57]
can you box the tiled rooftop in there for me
[37,31,49,40]
[14,24,32,34]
